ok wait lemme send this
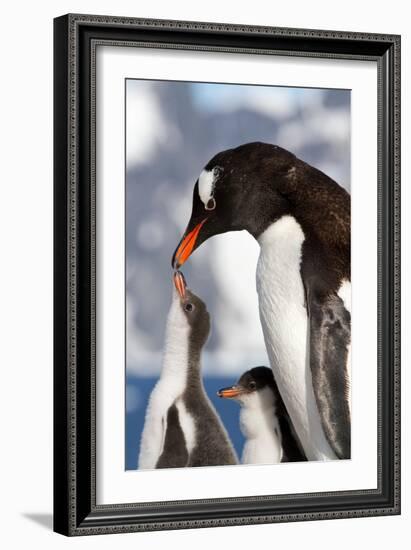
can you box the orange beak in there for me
[217,386,243,399]
[173,271,187,298]
[173,219,207,269]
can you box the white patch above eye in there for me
[198,169,216,207]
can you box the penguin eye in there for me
[184,303,194,312]
[248,381,257,391]
[205,197,216,211]
[213,166,224,179]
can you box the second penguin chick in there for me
[218,367,306,464]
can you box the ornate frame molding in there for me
[54,14,401,536]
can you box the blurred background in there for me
[125,79,350,469]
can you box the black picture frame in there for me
[53,13,401,536]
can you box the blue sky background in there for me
[126,79,350,469]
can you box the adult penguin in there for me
[172,142,351,460]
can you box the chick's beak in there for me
[217,385,243,399]
[173,270,187,299]
[172,218,207,269]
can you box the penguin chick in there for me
[218,366,306,464]
[138,271,238,469]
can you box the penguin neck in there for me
[252,168,350,264]
[239,389,283,463]
[184,351,204,390]
[285,165,350,242]
[161,318,203,397]
[239,389,278,440]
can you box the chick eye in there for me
[249,381,256,390]
[184,303,194,312]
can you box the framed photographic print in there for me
[53,14,401,536]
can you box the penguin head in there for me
[217,366,278,408]
[172,271,211,348]
[172,142,297,269]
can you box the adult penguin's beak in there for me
[172,218,208,270]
